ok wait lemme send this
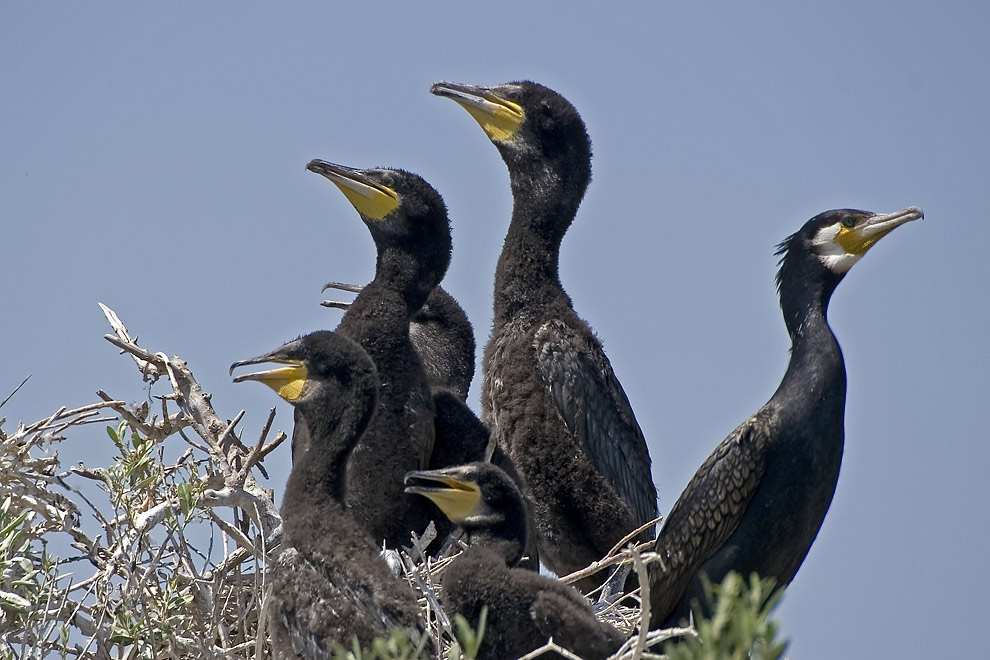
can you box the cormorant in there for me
[307,160,451,549]
[648,207,923,628]
[230,331,425,656]
[322,283,476,401]
[313,183,498,522]
[431,80,658,587]
[405,462,626,660]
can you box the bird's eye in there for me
[841,215,856,228]
[506,88,521,102]
[381,174,395,188]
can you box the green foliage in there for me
[104,421,205,530]
[0,319,278,658]
[108,607,157,658]
[106,577,198,658]
[0,496,61,636]
[107,420,158,494]
[0,408,237,658]
[331,627,433,660]
[663,572,788,660]
[451,606,488,660]
[92,423,211,656]
[176,479,199,522]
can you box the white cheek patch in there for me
[811,224,863,274]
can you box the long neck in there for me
[492,148,588,324]
[464,494,529,567]
[466,524,525,567]
[284,403,368,507]
[375,245,437,315]
[773,260,846,410]
[339,282,414,365]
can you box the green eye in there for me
[841,215,856,228]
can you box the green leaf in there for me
[177,481,198,519]
[663,572,789,660]
[0,507,29,542]
[452,606,488,660]
[0,589,32,613]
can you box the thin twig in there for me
[1,374,32,410]
[517,638,586,660]
[608,518,662,558]
[560,540,655,586]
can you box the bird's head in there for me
[404,462,526,537]
[430,80,591,170]
[230,331,378,416]
[306,160,452,287]
[776,206,923,289]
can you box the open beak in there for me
[230,353,308,402]
[404,468,482,523]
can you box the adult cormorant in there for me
[231,331,425,655]
[648,207,923,628]
[307,160,450,549]
[431,80,658,587]
[405,462,626,660]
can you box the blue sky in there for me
[3,3,987,657]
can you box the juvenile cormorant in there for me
[312,169,490,500]
[315,208,503,525]
[431,80,658,586]
[405,462,626,660]
[648,207,923,628]
[323,283,476,401]
[307,160,450,549]
[230,331,425,656]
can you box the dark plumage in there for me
[307,160,451,549]
[405,462,626,660]
[648,207,923,628]
[409,285,477,401]
[423,404,540,570]
[230,331,424,656]
[431,80,658,586]
[322,283,477,401]
[429,388,490,467]
[321,280,490,477]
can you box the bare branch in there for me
[100,304,281,542]
[232,408,283,483]
[99,302,161,381]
